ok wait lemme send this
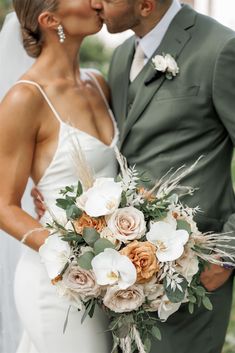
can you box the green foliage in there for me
[81,299,96,324]
[83,227,100,246]
[163,275,188,303]
[176,219,191,234]
[0,0,11,28]
[77,251,94,270]
[80,36,113,77]
[93,238,115,255]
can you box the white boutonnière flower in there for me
[152,53,179,80]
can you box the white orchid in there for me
[76,178,122,217]
[146,221,189,262]
[39,234,71,279]
[91,248,137,289]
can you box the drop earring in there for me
[57,24,66,43]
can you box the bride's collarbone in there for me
[38,86,114,146]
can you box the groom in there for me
[89,0,235,352]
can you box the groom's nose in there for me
[91,0,103,10]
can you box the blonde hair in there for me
[13,0,59,58]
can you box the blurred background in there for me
[0,0,235,352]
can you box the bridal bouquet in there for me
[39,149,235,353]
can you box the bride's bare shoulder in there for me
[2,82,43,109]
[0,82,44,124]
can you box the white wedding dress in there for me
[14,70,119,353]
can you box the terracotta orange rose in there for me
[120,241,159,283]
[73,212,106,234]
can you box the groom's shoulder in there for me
[193,7,235,41]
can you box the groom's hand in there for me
[200,264,233,291]
[31,187,46,220]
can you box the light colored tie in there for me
[129,44,145,82]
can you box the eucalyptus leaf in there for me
[66,205,82,220]
[188,302,194,314]
[176,219,191,234]
[56,198,73,210]
[188,295,197,304]
[151,326,161,341]
[83,227,100,246]
[202,296,213,311]
[81,300,94,324]
[144,337,152,353]
[77,252,94,270]
[65,185,75,193]
[94,238,115,255]
[88,301,96,318]
[195,286,206,297]
[61,232,83,242]
[61,237,75,242]
[63,305,71,334]
[76,181,83,197]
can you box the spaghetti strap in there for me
[85,71,111,111]
[85,70,117,132]
[14,80,63,124]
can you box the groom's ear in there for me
[138,0,156,17]
[38,12,60,31]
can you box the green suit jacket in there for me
[108,6,235,352]
[109,4,235,236]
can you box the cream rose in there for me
[56,282,83,310]
[100,227,121,249]
[63,265,101,301]
[152,55,167,72]
[107,207,146,243]
[144,283,164,312]
[120,241,159,283]
[165,54,179,76]
[103,285,145,313]
[176,247,199,283]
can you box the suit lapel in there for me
[120,5,196,147]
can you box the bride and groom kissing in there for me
[0,0,235,352]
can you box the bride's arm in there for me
[0,86,49,251]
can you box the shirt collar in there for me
[137,0,181,60]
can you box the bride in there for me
[0,0,118,352]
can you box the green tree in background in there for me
[0,0,11,26]
[80,36,113,77]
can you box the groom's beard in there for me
[96,10,141,34]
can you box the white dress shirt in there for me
[137,0,181,64]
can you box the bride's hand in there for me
[31,187,46,219]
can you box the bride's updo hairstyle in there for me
[13,0,59,58]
